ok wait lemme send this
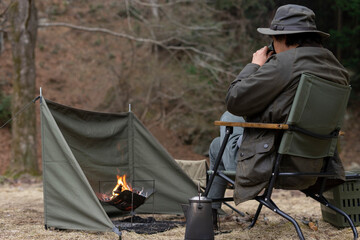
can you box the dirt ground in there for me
[0,95,359,240]
[0,105,359,240]
[0,178,359,240]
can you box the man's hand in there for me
[251,46,273,66]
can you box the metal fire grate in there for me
[97,179,155,212]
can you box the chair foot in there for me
[256,196,305,240]
[275,208,305,240]
[327,203,358,240]
[248,203,263,229]
[303,191,359,240]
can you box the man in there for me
[207,111,244,229]
[226,4,348,204]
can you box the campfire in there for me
[96,174,153,211]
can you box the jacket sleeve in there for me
[225,55,292,117]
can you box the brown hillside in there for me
[0,0,359,175]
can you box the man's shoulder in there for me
[295,46,336,59]
[275,46,331,58]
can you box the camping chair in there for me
[204,73,358,240]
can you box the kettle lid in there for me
[188,196,212,203]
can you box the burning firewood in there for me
[96,174,153,211]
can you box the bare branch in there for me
[38,20,228,64]
[38,21,162,45]
[134,0,236,32]
[0,0,12,17]
[125,0,159,47]
[159,7,221,31]
[124,0,134,32]
[196,60,237,78]
[161,36,198,46]
[0,0,13,31]
[167,45,226,63]
[133,0,196,8]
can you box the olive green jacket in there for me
[226,47,349,204]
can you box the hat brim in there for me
[257,28,330,39]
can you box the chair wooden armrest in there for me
[214,121,345,135]
[214,121,289,130]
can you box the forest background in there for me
[0,0,359,177]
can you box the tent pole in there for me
[40,87,42,103]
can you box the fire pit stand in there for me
[97,179,155,214]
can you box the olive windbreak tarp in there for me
[40,97,198,233]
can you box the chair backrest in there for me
[278,73,351,158]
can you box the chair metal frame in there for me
[205,123,358,240]
[204,73,358,239]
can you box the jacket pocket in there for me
[236,133,276,186]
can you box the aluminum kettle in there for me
[184,194,214,240]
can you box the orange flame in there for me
[111,174,132,200]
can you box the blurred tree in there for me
[275,0,360,102]
[7,0,39,176]
[330,0,360,99]
[37,0,276,154]
[3,0,356,158]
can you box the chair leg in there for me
[248,189,274,229]
[275,208,305,240]
[303,191,358,240]
[248,202,263,229]
[223,202,245,217]
[204,126,233,197]
[249,155,284,229]
[256,196,305,240]
[327,203,358,240]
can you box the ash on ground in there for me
[113,216,185,234]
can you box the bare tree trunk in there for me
[7,0,39,176]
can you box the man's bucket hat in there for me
[257,4,330,38]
